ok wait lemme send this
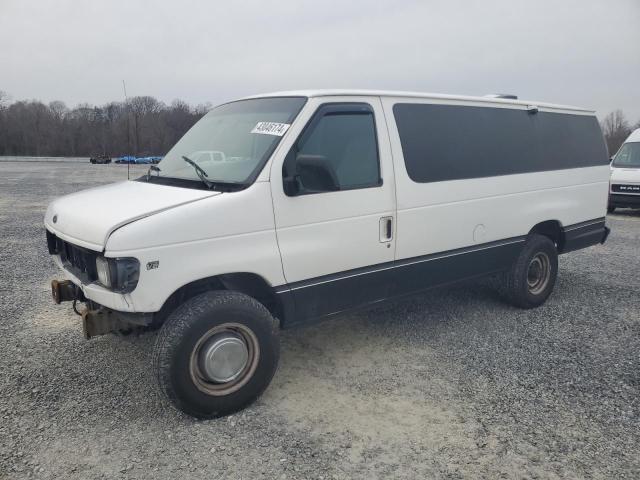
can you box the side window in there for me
[283,104,381,195]
[393,103,608,183]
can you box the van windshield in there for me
[155,97,306,187]
[613,142,640,168]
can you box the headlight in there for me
[96,256,112,288]
[95,256,140,293]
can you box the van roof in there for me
[625,128,640,143]
[244,89,593,114]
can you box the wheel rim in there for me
[527,252,551,295]
[189,323,260,396]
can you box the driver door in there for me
[270,96,397,322]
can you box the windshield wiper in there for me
[181,155,249,191]
[182,155,214,189]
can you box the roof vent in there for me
[484,93,518,100]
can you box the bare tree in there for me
[601,110,632,155]
[127,96,163,154]
[0,90,9,109]
[48,100,67,119]
[194,102,213,116]
[0,91,7,154]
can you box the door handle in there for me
[379,216,393,242]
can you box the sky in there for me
[1,0,639,121]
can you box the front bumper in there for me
[609,193,640,209]
[50,276,154,338]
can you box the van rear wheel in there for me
[152,291,279,418]
[502,234,558,309]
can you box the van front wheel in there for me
[502,234,558,309]
[152,291,280,418]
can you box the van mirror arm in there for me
[283,175,301,196]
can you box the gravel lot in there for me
[1,161,638,479]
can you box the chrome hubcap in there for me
[527,252,551,295]
[189,323,260,396]
[198,333,249,383]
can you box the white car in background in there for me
[609,128,640,212]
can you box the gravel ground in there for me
[1,161,638,479]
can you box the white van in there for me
[45,90,610,417]
[608,128,640,212]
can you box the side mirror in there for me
[286,154,339,195]
[283,175,300,196]
[609,156,614,163]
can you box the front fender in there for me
[102,182,285,312]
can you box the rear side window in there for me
[283,103,381,194]
[393,103,608,183]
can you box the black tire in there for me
[152,290,280,418]
[502,234,558,309]
[607,205,615,214]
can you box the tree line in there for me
[0,90,638,158]
[0,90,209,157]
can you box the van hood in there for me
[45,181,220,250]
[611,166,640,185]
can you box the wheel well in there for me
[529,220,565,252]
[154,273,283,328]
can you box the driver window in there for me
[285,105,381,194]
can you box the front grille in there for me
[611,184,640,194]
[46,230,98,282]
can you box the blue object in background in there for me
[115,155,162,164]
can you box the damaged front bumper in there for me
[81,307,154,339]
[51,279,153,339]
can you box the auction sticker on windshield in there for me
[251,122,290,136]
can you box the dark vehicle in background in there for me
[89,155,112,164]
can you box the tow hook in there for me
[51,279,84,304]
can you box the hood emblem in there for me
[52,214,58,224]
